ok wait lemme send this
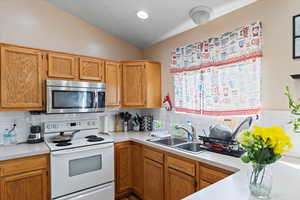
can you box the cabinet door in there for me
[115,142,132,197]
[132,143,143,198]
[0,46,42,109]
[79,57,105,81]
[0,170,48,200]
[105,61,121,107]
[166,168,196,200]
[143,158,164,200]
[122,63,145,107]
[47,53,76,79]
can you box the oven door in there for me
[47,86,105,113]
[51,143,114,199]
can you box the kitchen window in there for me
[171,22,262,116]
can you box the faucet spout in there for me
[175,125,197,142]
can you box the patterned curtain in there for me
[171,22,262,116]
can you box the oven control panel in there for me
[44,119,98,133]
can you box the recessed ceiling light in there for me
[137,11,149,20]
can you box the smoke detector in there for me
[189,6,212,25]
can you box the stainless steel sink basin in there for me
[148,137,187,146]
[175,142,206,153]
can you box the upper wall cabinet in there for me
[47,53,77,79]
[79,57,105,82]
[0,46,43,109]
[122,61,161,108]
[105,61,121,107]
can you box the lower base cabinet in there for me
[143,158,164,200]
[1,170,48,200]
[115,142,132,198]
[132,143,144,198]
[115,142,234,200]
[0,154,50,200]
[166,168,196,200]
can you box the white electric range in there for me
[44,119,114,200]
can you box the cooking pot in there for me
[209,117,252,141]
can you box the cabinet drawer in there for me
[143,147,164,164]
[199,165,230,183]
[167,155,195,176]
[0,155,48,177]
[199,179,212,189]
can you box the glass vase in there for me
[249,163,272,199]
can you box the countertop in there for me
[105,131,300,200]
[1,131,299,200]
[0,142,50,161]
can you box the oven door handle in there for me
[51,142,113,156]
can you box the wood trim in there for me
[0,42,116,63]
[121,60,161,65]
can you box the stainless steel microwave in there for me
[46,80,105,114]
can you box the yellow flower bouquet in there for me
[237,126,292,199]
[238,126,292,164]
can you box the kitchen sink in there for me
[148,137,187,146]
[175,142,206,153]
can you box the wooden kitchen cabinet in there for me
[165,154,197,200]
[131,143,144,198]
[198,162,233,190]
[0,170,48,200]
[47,52,77,79]
[106,61,122,107]
[122,61,161,108]
[143,158,164,200]
[0,46,43,109]
[166,168,196,200]
[79,57,105,81]
[115,142,132,198]
[0,154,50,200]
[114,142,235,200]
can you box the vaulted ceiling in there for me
[48,0,257,48]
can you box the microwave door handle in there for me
[93,91,98,111]
[95,91,99,110]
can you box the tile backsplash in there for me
[146,109,300,158]
[1,108,299,158]
[0,109,120,144]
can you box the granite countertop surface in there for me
[0,142,50,161]
[104,131,300,200]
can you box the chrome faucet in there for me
[175,124,197,142]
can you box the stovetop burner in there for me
[85,135,98,139]
[56,142,72,147]
[87,137,104,142]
